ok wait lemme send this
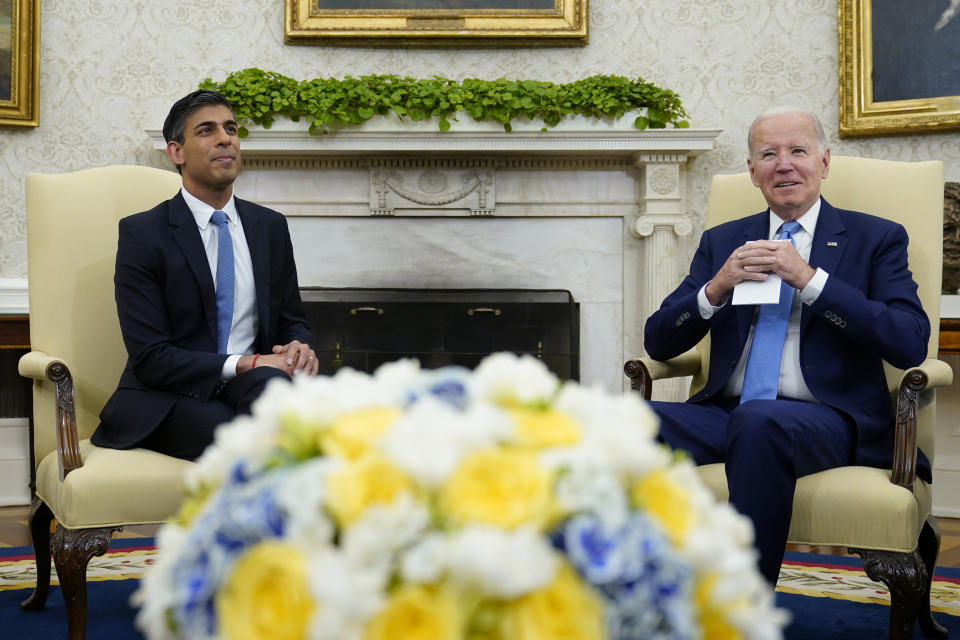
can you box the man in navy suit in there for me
[92,90,319,460]
[644,107,930,584]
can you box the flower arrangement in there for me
[135,353,786,640]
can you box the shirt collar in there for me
[182,187,238,230]
[768,197,820,238]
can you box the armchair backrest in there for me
[699,156,945,458]
[25,166,182,465]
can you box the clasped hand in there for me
[705,240,815,306]
[241,340,319,376]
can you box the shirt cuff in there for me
[800,267,829,305]
[222,354,241,380]
[697,284,726,319]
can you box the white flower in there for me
[184,414,276,491]
[546,450,630,528]
[470,352,560,405]
[341,493,430,586]
[274,458,336,547]
[444,525,558,598]
[307,548,385,640]
[554,383,667,477]
[380,398,511,487]
[400,533,450,584]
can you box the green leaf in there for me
[200,69,689,136]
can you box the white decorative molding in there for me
[0,279,29,314]
[146,120,721,158]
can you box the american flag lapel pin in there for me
[827,241,838,247]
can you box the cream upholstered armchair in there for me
[19,166,195,639]
[625,156,952,640]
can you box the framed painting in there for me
[839,0,960,137]
[0,0,40,127]
[284,0,588,47]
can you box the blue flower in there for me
[554,513,696,640]
[169,469,292,634]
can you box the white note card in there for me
[731,239,789,305]
[732,275,782,305]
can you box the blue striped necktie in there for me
[740,220,802,403]
[210,210,234,354]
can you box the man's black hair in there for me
[162,90,235,145]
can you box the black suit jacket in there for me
[644,199,931,478]
[93,192,314,449]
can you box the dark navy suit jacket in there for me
[644,198,931,479]
[92,192,314,449]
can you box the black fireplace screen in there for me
[299,288,579,381]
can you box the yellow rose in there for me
[321,407,402,460]
[216,542,314,640]
[326,454,413,527]
[630,469,694,546]
[509,407,581,449]
[498,563,606,640]
[694,573,743,640]
[441,448,554,529]
[363,584,461,640]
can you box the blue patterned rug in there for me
[1,543,958,639]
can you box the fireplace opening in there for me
[300,288,579,380]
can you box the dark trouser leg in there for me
[650,397,855,585]
[218,366,290,415]
[725,399,855,584]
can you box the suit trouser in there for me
[649,397,856,584]
[138,367,290,461]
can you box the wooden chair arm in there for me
[891,359,954,493]
[624,350,703,400]
[18,350,84,480]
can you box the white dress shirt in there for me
[181,187,259,379]
[697,198,831,401]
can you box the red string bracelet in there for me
[251,354,260,369]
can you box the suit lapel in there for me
[169,193,219,342]
[237,199,270,349]
[803,198,847,332]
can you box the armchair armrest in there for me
[624,350,703,400]
[18,350,83,480]
[891,358,954,492]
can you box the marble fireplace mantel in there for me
[148,122,721,395]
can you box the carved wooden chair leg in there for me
[20,496,54,611]
[51,525,120,640]
[916,518,948,639]
[853,548,925,640]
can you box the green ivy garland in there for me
[200,69,689,137]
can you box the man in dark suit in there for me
[92,90,319,460]
[644,107,930,584]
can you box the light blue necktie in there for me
[210,210,234,354]
[740,220,802,403]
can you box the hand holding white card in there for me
[731,239,790,305]
[732,274,782,305]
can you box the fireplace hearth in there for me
[300,288,579,380]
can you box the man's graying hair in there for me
[747,106,828,156]
[162,90,235,145]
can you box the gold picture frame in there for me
[284,0,588,47]
[838,0,960,137]
[0,0,40,127]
